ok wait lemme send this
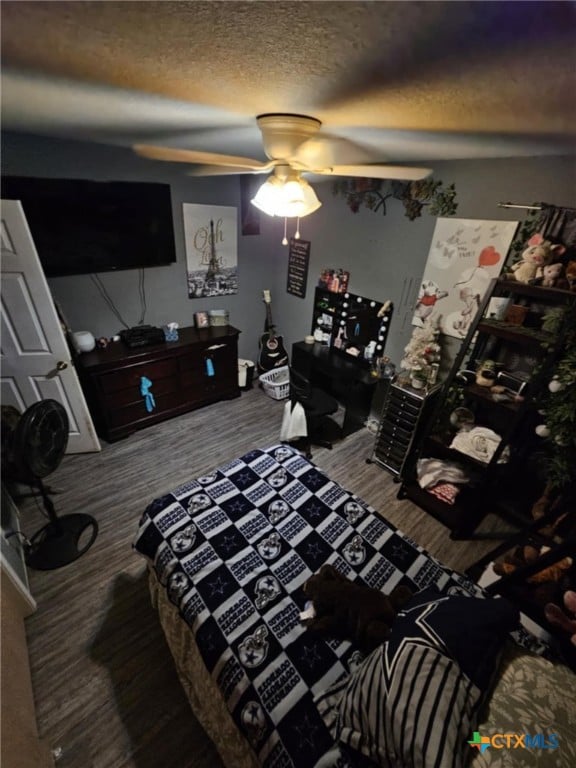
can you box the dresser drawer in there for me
[99,357,179,395]
[103,374,181,409]
[107,391,189,429]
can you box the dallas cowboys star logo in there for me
[293,713,321,749]
[300,644,322,668]
[235,471,254,487]
[228,500,249,515]
[304,502,325,520]
[305,541,325,561]
[305,473,325,489]
[391,542,410,561]
[218,533,240,554]
[208,574,229,597]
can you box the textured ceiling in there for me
[2,1,576,163]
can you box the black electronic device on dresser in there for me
[120,325,165,349]
[77,325,241,442]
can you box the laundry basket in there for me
[259,366,290,400]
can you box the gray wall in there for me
[2,131,575,368]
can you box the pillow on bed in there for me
[334,587,519,768]
[470,642,576,767]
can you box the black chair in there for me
[288,368,340,458]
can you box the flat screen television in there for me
[1,176,177,277]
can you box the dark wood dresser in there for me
[77,325,240,442]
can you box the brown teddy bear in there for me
[302,564,413,653]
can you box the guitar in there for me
[258,290,289,373]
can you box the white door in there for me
[1,199,101,453]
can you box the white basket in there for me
[259,366,290,400]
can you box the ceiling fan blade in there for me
[133,144,274,171]
[316,164,433,181]
[187,165,272,177]
[292,134,387,169]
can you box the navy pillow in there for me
[387,586,519,690]
[317,587,519,768]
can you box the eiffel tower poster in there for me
[183,204,238,298]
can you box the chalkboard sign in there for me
[286,238,310,298]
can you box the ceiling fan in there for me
[133,113,432,183]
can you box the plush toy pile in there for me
[506,232,571,287]
[302,564,413,653]
[493,494,576,659]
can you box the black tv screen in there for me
[1,176,177,277]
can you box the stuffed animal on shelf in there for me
[507,233,566,284]
[565,260,576,292]
[494,545,573,584]
[536,261,569,290]
[302,563,413,653]
[545,591,576,646]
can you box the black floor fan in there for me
[3,399,98,570]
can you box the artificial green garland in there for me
[332,178,458,220]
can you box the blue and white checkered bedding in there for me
[132,445,529,767]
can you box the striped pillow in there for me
[321,588,519,768]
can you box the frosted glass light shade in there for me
[251,175,322,218]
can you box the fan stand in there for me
[26,479,98,571]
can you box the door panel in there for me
[1,200,100,453]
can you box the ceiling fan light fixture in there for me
[251,173,321,218]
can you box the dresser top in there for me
[77,325,240,371]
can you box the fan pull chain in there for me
[282,217,288,246]
[295,218,301,239]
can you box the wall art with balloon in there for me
[413,218,518,339]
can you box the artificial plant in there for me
[534,302,576,494]
[400,318,442,378]
[332,178,458,220]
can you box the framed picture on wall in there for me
[183,203,238,299]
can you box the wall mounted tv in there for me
[1,176,177,277]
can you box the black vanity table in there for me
[291,341,378,436]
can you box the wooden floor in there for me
[19,386,504,768]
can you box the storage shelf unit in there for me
[398,278,575,539]
[466,508,576,671]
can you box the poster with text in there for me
[413,218,518,338]
[286,238,310,298]
[183,204,238,298]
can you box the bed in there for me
[133,444,576,768]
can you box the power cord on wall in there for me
[137,268,147,326]
[90,269,148,330]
